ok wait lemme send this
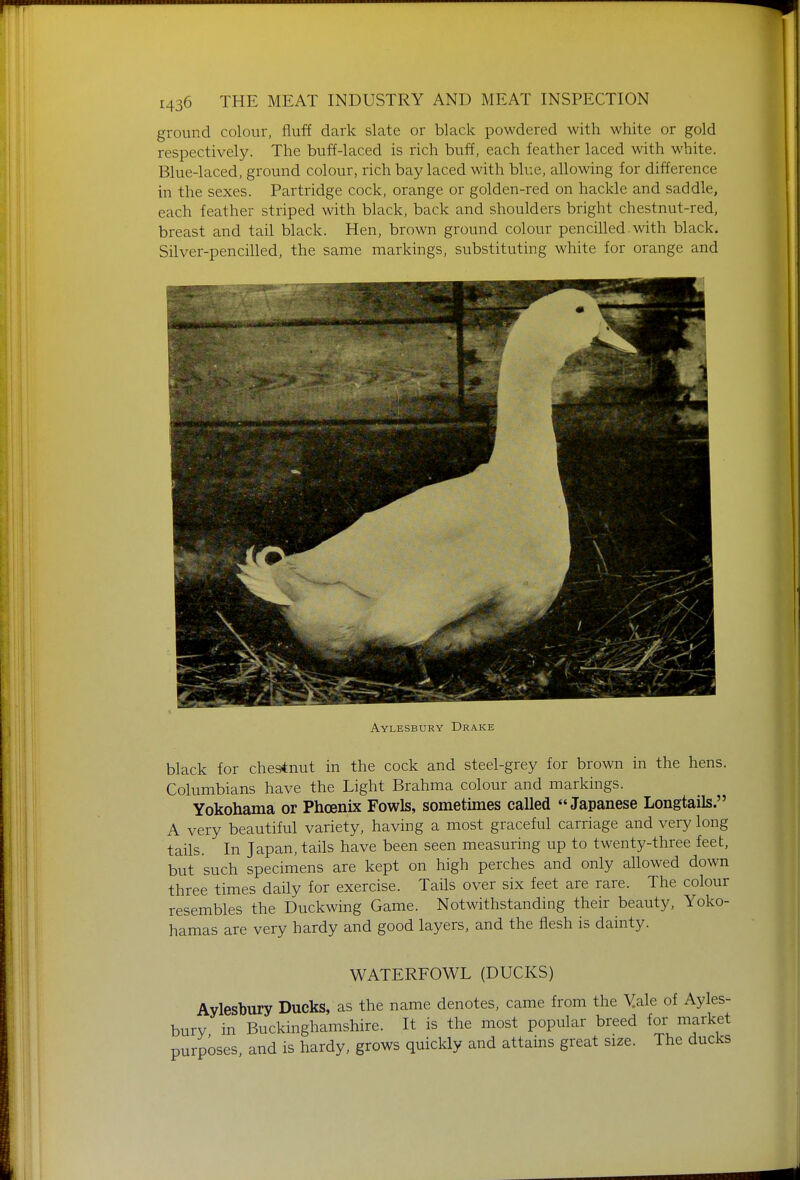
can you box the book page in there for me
[6,4,796,1178]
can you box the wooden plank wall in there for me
[168,280,710,626]
[168,279,707,432]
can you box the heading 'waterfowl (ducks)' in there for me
[238,289,636,674]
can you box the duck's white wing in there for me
[278,467,489,600]
[359,546,499,648]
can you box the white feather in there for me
[237,547,293,607]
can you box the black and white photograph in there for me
[169,279,714,706]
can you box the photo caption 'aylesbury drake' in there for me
[237,289,636,678]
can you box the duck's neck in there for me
[490,343,565,472]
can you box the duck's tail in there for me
[237,546,293,607]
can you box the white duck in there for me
[238,289,635,676]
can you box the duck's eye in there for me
[575,305,585,314]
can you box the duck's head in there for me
[507,288,637,370]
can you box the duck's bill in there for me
[596,319,637,354]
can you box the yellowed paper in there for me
[4,4,796,1178]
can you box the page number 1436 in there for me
[160,97,192,112]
